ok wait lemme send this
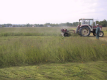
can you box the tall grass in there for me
[0,27,63,36]
[0,27,76,36]
[0,36,107,67]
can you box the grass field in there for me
[0,27,107,80]
[0,61,107,80]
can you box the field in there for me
[0,27,107,80]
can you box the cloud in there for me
[0,0,107,24]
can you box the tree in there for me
[100,19,107,27]
[72,22,78,27]
[26,23,30,27]
[66,22,72,27]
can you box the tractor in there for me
[76,18,104,37]
[61,18,104,37]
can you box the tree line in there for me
[0,19,107,27]
[96,19,107,27]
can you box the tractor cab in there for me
[79,19,93,27]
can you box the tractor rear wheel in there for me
[76,27,79,33]
[79,27,90,36]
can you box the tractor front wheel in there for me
[99,31,104,37]
[93,31,104,37]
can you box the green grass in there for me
[0,27,107,80]
[0,36,107,67]
[0,61,107,80]
[0,27,63,36]
[0,27,76,36]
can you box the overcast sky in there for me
[0,0,107,24]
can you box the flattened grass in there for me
[0,61,107,80]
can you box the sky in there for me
[0,0,107,24]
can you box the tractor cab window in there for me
[81,19,93,26]
[89,20,93,26]
[82,20,90,25]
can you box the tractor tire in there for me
[99,31,104,37]
[64,33,69,37]
[76,27,81,35]
[78,28,81,35]
[79,27,90,36]
[76,27,79,33]
[93,31,104,37]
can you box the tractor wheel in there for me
[99,31,104,37]
[93,31,104,37]
[76,27,79,33]
[79,27,90,36]
[64,33,69,37]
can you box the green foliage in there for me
[0,19,107,27]
[100,19,107,27]
[0,22,78,27]
[96,19,107,27]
